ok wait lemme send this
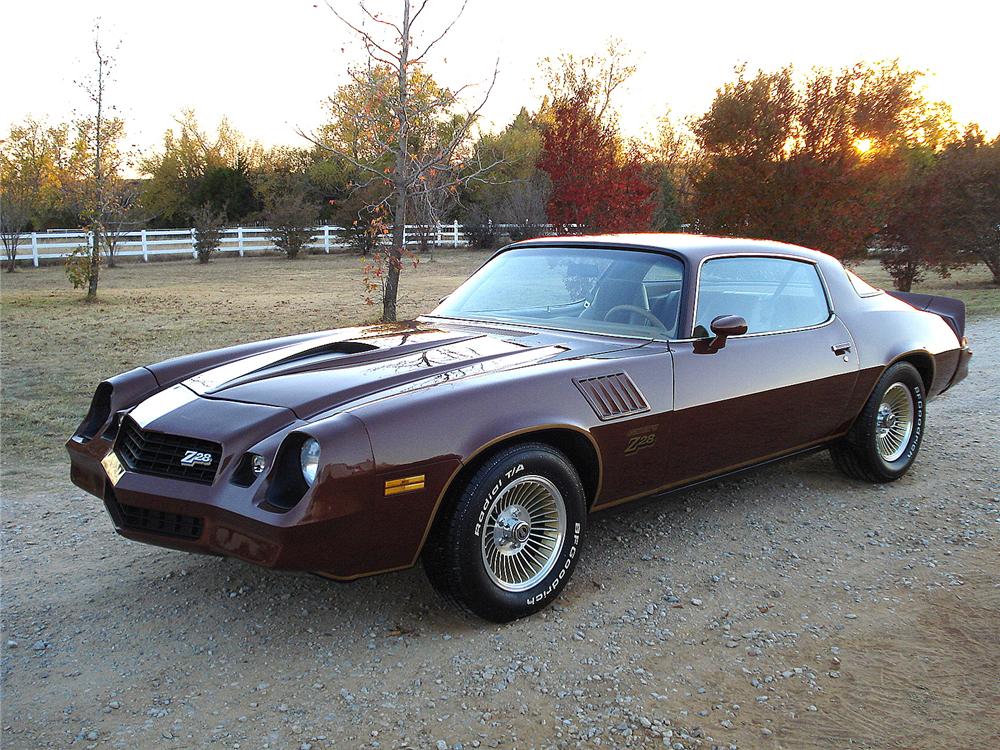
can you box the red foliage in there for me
[538,92,654,233]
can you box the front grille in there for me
[575,373,650,420]
[105,488,203,540]
[116,416,221,485]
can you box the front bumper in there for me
[67,424,460,580]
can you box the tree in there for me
[193,164,258,220]
[100,181,142,268]
[540,38,636,126]
[538,89,654,233]
[303,0,500,322]
[0,186,31,272]
[140,111,264,226]
[1,118,72,269]
[649,112,697,232]
[192,204,225,263]
[265,193,319,260]
[691,61,939,261]
[937,130,1000,284]
[463,107,549,238]
[691,65,796,238]
[651,170,682,232]
[69,22,125,299]
[878,146,954,290]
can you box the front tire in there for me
[422,443,587,622]
[831,362,926,483]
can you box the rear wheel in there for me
[831,362,926,483]
[422,443,586,622]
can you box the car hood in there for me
[181,319,645,419]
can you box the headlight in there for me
[300,438,321,486]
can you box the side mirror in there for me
[438,294,449,305]
[705,314,747,351]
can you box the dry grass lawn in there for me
[1,249,996,485]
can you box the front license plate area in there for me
[101,450,126,486]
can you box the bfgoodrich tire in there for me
[422,442,587,622]
[831,361,926,483]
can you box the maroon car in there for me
[67,235,971,621]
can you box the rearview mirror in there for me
[704,314,747,351]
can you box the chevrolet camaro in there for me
[67,234,972,621]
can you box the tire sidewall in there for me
[455,446,586,621]
[865,364,926,479]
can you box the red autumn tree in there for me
[538,90,654,233]
[692,62,929,262]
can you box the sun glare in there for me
[854,138,873,154]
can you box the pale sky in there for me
[4,0,999,156]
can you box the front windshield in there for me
[432,246,685,339]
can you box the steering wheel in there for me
[602,304,665,329]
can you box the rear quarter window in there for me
[846,269,883,297]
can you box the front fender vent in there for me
[574,373,649,420]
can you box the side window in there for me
[694,257,830,336]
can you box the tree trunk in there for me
[983,254,1000,285]
[87,227,100,299]
[384,185,406,322]
[382,0,411,324]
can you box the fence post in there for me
[140,229,149,262]
[191,228,198,260]
[323,226,330,253]
[237,226,244,257]
[401,224,406,248]
[31,232,39,267]
[453,220,459,248]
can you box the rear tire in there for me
[830,362,925,483]
[422,442,587,622]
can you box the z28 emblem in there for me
[625,434,656,455]
[624,425,658,456]
[180,450,214,467]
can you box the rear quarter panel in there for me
[821,257,964,423]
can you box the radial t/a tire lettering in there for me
[422,443,587,622]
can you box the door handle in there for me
[832,342,852,355]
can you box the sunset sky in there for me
[4,0,999,153]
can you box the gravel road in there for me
[2,319,997,750]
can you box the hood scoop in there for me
[213,341,381,391]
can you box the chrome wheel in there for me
[875,382,914,462]
[480,475,567,592]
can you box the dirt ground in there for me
[1,252,998,749]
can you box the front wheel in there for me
[830,361,926,482]
[422,443,587,622]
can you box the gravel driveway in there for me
[3,319,997,750]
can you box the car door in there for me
[664,255,859,484]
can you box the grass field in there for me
[1,250,996,483]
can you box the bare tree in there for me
[73,21,119,299]
[540,38,636,126]
[0,187,31,272]
[101,181,141,267]
[302,0,501,321]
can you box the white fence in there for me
[12,222,476,267]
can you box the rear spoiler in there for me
[886,291,966,340]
